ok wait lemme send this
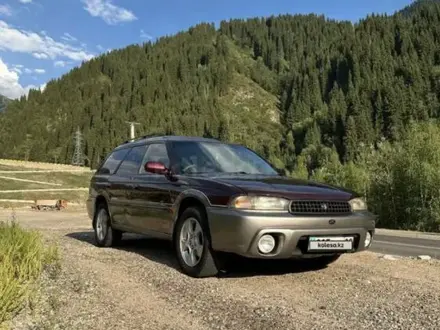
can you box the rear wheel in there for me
[93,203,122,247]
[174,207,219,278]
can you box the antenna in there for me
[71,127,86,166]
[125,121,141,141]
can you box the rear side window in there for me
[116,145,148,176]
[98,148,130,174]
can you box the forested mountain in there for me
[2,0,440,231]
[400,0,439,16]
[0,95,10,112]
[1,0,440,172]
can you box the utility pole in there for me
[125,121,141,141]
[23,134,32,161]
[71,127,86,166]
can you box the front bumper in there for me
[207,207,376,259]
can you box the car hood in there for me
[208,175,356,201]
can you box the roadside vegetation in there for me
[0,214,60,327]
[298,121,440,233]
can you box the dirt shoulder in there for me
[2,209,440,330]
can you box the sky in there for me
[0,0,415,100]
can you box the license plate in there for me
[308,236,354,251]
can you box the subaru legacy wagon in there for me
[86,135,376,278]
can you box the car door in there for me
[97,147,131,228]
[129,143,174,235]
[113,144,149,231]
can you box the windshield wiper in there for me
[215,171,250,175]
[185,171,252,176]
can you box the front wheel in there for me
[93,203,122,247]
[174,207,219,278]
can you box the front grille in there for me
[289,200,351,215]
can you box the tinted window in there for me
[99,148,130,174]
[140,143,170,174]
[117,145,148,176]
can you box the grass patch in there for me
[8,172,92,187]
[0,202,35,210]
[0,217,60,326]
[0,190,88,204]
[0,165,26,171]
[0,172,92,191]
[0,169,91,206]
[0,180,51,191]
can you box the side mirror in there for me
[144,161,167,174]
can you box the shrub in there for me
[368,122,440,232]
[0,214,60,325]
[308,121,440,232]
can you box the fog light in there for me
[257,234,276,254]
[364,231,372,248]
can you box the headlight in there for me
[230,195,290,211]
[349,198,367,211]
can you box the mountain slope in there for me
[0,25,284,168]
[2,2,440,171]
[399,0,440,16]
[0,95,10,112]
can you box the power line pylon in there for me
[71,127,85,166]
[125,121,141,141]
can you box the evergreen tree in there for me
[1,1,440,172]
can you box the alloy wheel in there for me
[96,208,108,242]
[179,217,204,267]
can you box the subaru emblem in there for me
[329,219,336,225]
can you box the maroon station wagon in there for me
[87,135,376,278]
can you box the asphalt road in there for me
[371,232,440,259]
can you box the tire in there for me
[93,203,122,247]
[174,206,219,278]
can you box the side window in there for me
[140,143,170,174]
[98,148,130,174]
[116,145,148,176]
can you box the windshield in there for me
[169,141,278,176]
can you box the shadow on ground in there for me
[66,231,328,278]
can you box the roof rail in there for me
[121,133,167,145]
[139,134,164,139]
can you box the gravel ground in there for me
[2,209,440,330]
